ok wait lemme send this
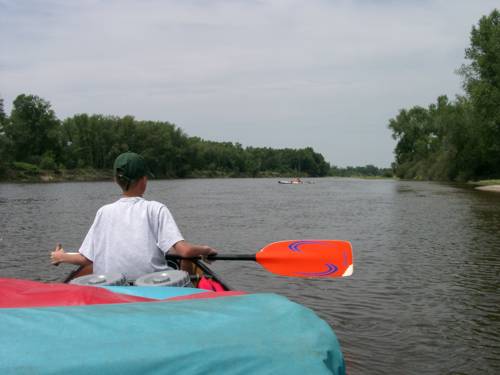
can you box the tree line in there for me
[0,94,339,179]
[330,165,392,178]
[389,9,500,181]
[0,94,391,180]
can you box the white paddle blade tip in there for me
[342,264,353,277]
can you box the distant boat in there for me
[278,180,303,185]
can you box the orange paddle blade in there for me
[255,240,353,278]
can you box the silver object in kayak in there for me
[70,273,127,286]
[134,270,193,287]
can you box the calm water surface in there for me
[1,178,499,374]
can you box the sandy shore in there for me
[475,185,500,192]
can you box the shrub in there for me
[12,162,39,175]
[39,152,57,170]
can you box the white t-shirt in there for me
[78,197,184,280]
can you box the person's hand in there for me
[50,243,65,266]
[200,246,217,264]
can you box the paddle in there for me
[166,240,353,278]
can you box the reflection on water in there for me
[1,178,499,374]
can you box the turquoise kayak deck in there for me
[1,291,345,374]
[103,285,207,299]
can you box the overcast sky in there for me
[1,1,498,167]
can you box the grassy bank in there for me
[469,179,500,186]
[0,165,113,183]
[0,166,289,182]
[466,179,500,193]
[0,162,394,183]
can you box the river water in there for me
[1,178,499,374]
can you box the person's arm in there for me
[50,244,92,266]
[172,240,217,259]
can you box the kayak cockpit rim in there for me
[62,258,232,291]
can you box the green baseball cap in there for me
[113,152,153,181]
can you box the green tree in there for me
[135,121,177,177]
[461,9,500,177]
[0,97,11,176]
[389,96,479,180]
[388,105,431,178]
[1,94,335,179]
[5,94,61,165]
[389,10,500,181]
[0,97,5,125]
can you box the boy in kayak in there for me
[50,151,216,281]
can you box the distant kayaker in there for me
[50,151,217,280]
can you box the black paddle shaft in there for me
[165,254,256,261]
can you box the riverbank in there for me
[0,167,114,183]
[470,180,500,193]
[475,185,500,192]
[0,165,393,183]
[0,167,292,183]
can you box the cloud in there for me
[1,0,498,166]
